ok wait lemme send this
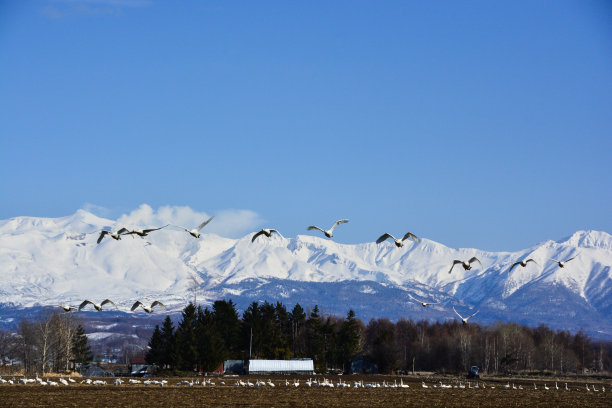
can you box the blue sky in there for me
[1,0,610,251]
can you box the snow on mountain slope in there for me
[0,210,611,336]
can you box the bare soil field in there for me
[1,376,610,408]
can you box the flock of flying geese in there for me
[84,216,581,324]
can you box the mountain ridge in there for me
[0,210,610,338]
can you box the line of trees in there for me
[146,300,612,374]
[0,312,92,375]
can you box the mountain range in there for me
[0,210,610,340]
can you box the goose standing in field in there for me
[131,301,166,313]
[172,216,214,238]
[251,228,282,243]
[551,255,578,268]
[79,299,117,311]
[449,257,483,274]
[58,304,77,312]
[453,306,479,325]
[97,228,130,244]
[307,219,349,238]
[125,224,169,238]
[376,232,420,247]
[508,258,538,272]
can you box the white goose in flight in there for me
[251,228,282,243]
[78,299,117,311]
[97,228,130,244]
[508,258,538,272]
[58,304,77,312]
[448,257,483,274]
[376,232,420,247]
[551,255,577,268]
[173,216,214,238]
[131,301,166,313]
[125,225,169,238]
[307,219,348,238]
[409,294,436,307]
[453,307,479,325]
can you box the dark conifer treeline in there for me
[146,300,612,374]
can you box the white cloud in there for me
[81,203,114,218]
[115,204,263,238]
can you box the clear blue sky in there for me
[1,0,610,251]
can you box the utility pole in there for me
[249,327,253,359]
[412,357,415,375]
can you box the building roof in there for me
[248,359,314,373]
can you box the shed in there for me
[224,360,245,374]
[248,359,314,374]
[81,364,112,377]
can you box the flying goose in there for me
[551,255,577,268]
[125,224,169,238]
[449,257,483,274]
[78,299,117,311]
[97,228,130,244]
[58,304,77,312]
[453,306,479,325]
[376,232,419,247]
[509,258,538,272]
[173,216,214,238]
[409,294,436,307]
[131,300,166,313]
[251,228,282,243]
[307,219,349,238]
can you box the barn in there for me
[247,359,314,375]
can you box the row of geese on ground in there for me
[0,375,607,392]
[97,217,580,273]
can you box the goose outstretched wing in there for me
[100,299,116,309]
[467,310,479,320]
[79,300,95,310]
[376,233,394,244]
[449,260,463,274]
[142,224,169,234]
[196,216,215,232]
[468,257,482,268]
[97,231,110,244]
[131,301,144,311]
[251,230,267,243]
[151,301,166,309]
[329,219,349,232]
[401,232,420,243]
[307,225,325,233]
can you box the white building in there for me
[247,359,314,374]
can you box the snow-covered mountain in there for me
[1,210,611,338]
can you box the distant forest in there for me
[147,300,612,375]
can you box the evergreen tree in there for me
[339,310,362,370]
[71,325,92,366]
[306,305,325,370]
[174,303,198,371]
[241,302,260,358]
[159,316,175,369]
[196,307,225,371]
[289,303,306,355]
[146,324,163,366]
[213,300,240,357]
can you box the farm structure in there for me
[247,359,314,375]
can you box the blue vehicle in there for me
[467,366,480,379]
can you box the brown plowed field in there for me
[1,376,610,407]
